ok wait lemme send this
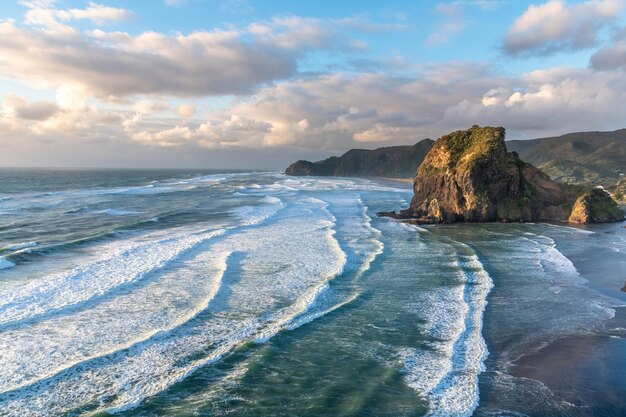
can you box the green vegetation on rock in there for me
[569,188,625,223]
[385,126,624,224]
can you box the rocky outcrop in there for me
[285,139,434,178]
[380,126,624,224]
[568,188,626,223]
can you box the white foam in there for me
[4,242,38,251]
[0,250,232,395]
[0,227,226,326]
[402,243,493,417]
[521,232,585,285]
[0,196,348,416]
[231,196,283,226]
[94,209,142,216]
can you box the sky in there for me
[1,0,626,169]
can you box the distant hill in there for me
[507,129,626,188]
[285,139,434,178]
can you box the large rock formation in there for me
[381,126,624,224]
[568,188,625,223]
[285,139,434,178]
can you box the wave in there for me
[94,209,143,216]
[0,250,232,396]
[520,232,586,285]
[0,227,227,327]
[231,195,283,226]
[0,195,348,416]
[2,241,38,251]
[0,257,15,270]
[402,241,493,417]
[283,193,384,331]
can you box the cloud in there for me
[2,95,60,120]
[503,0,624,56]
[0,8,383,99]
[176,104,196,117]
[590,26,626,69]
[5,60,626,158]
[0,21,298,97]
[22,1,131,27]
[443,67,626,133]
[119,62,626,150]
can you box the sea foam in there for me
[0,194,348,416]
[402,242,493,417]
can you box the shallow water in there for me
[0,169,624,417]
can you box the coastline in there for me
[509,307,626,414]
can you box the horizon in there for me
[2,0,626,169]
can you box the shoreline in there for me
[509,307,626,413]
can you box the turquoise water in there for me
[0,170,625,416]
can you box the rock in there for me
[568,188,625,223]
[285,139,434,178]
[383,125,624,224]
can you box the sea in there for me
[0,169,625,417]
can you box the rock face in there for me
[568,188,626,223]
[285,139,434,178]
[382,126,624,224]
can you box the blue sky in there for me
[1,0,626,168]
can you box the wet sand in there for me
[511,307,626,416]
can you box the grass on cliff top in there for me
[443,125,506,171]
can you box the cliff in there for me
[285,139,434,178]
[380,126,624,224]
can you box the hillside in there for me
[507,129,626,187]
[285,139,434,178]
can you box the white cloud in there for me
[22,1,131,28]
[0,9,384,100]
[57,2,132,24]
[0,21,298,97]
[504,0,624,56]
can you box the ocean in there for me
[0,169,625,417]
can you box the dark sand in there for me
[511,307,626,416]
